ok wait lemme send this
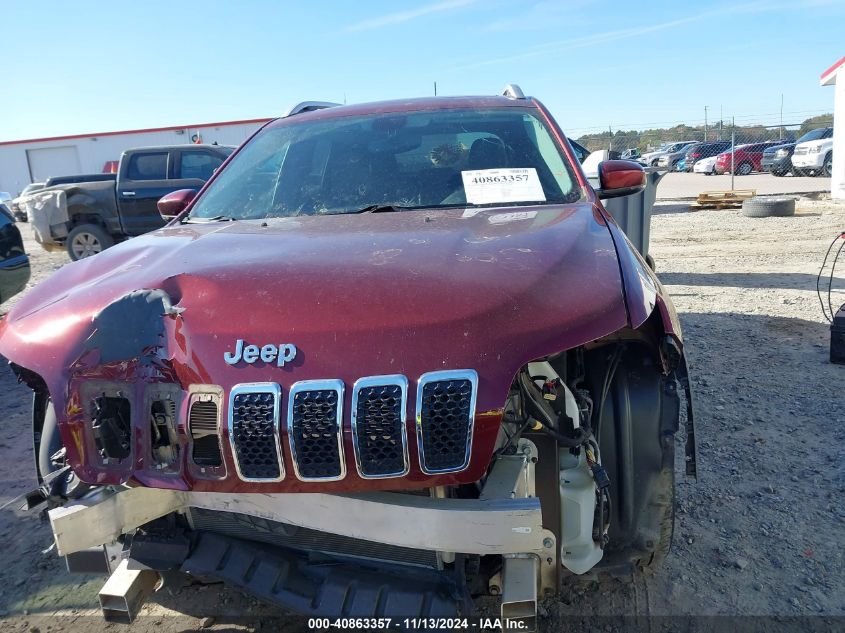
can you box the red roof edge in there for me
[821,55,845,83]
[0,117,275,147]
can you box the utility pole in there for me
[780,94,784,140]
[434,81,437,96]
[704,106,708,142]
[730,117,736,192]
[608,125,613,154]
[720,105,723,140]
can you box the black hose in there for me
[518,371,590,447]
[38,399,62,480]
[817,232,845,322]
[595,345,624,440]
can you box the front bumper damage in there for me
[48,440,555,625]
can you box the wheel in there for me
[650,159,659,167]
[822,152,832,177]
[792,167,806,177]
[66,223,114,261]
[741,197,796,218]
[771,169,786,177]
[736,161,753,176]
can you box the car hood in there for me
[765,143,795,154]
[0,203,629,413]
[796,139,831,150]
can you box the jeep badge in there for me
[224,339,298,367]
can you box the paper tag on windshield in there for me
[461,168,546,205]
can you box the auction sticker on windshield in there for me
[461,168,546,205]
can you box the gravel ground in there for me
[1,197,844,632]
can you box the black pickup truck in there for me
[20,144,234,260]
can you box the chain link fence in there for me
[571,112,834,180]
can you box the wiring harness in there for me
[817,231,845,322]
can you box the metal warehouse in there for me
[0,118,271,196]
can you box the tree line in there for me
[576,114,833,152]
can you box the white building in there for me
[821,55,845,200]
[0,118,272,196]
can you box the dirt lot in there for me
[1,197,844,632]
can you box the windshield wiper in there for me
[352,204,416,214]
[182,215,237,224]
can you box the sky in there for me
[1,0,844,142]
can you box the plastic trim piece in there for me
[415,369,478,475]
[287,379,346,482]
[502,84,525,99]
[282,101,342,117]
[228,383,284,482]
[351,375,410,480]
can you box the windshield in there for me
[189,107,580,220]
[796,128,829,144]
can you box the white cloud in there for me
[345,0,477,32]
[455,1,819,70]
[482,0,597,32]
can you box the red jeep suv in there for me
[1,86,694,627]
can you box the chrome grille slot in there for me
[352,376,409,478]
[416,370,478,474]
[288,380,345,481]
[229,384,283,482]
[189,397,222,467]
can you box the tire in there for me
[650,159,659,167]
[741,197,795,218]
[66,223,114,261]
[792,167,805,177]
[736,161,753,176]
[822,152,832,177]
[771,169,785,177]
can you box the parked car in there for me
[621,148,641,160]
[639,141,696,167]
[0,88,693,625]
[19,144,234,260]
[0,203,31,304]
[675,156,687,171]
[657,142,698,169]
[791,130,835,177]
[9,182,45,222]
[761,128,830,177]
[693,155,718,175]
[713,142,782,175]
[684,141,732,171]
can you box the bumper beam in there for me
[50,453,547,559]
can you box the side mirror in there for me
[596,160,646,199]
[158,189,197,220]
